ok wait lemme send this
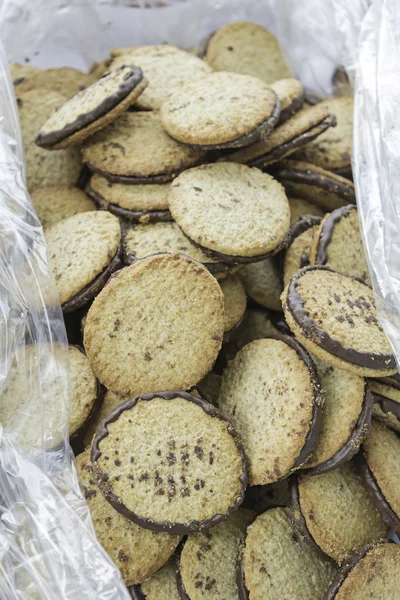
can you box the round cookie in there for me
[129,559,180,600]
[289,196,325,223]
[370,377,400,432]
[177,508,254,600]
[222,104,336,167]
[310,205,371,285]
[84,253,224,397]
[35,65,148,149]
[76,449,180,586]
[17,89,82,193]
[242,479,290,513]
[219,275,247,341]
[45,211,122,313]
[15,67,91,98]
[275,160,355,210]
[91,391,247,534]
[121,221,229,276]
[218,336,323,485]
[270,78,305,122]
[84,389,125,449]
[110,45,212,111]
[283,216,321,286]
[82,112,204,184]
[202,22,291,83]
[160,72,280,149]
[358,420,400,534]
[31,186,96,228]
[295,97,353,172]
[68,345,100,441]
[88,174,171,223]
[282,266,396,377]
[238,507,336,600]
[168,163,290,263]
[239,257,283,311]
[290,462,388,564]
[323,542,400,600]
[303,357,372,475]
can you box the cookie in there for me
[87,58,113,81]
[323,542,400,600]
[238,507,336,600]
[15,67,91,98]
[160,72,279,149]
[168,163,290,263]
[310,205,371,285]
[270,78,305,122]
[84,389,125,449]
[17,89,82,192]
[202,22,291,83]
[88,174,171,223]
[31,186,96,228]
[370,377,400,432]
[283,216,321,286]
[110,45,212,111]
[69,345,100,442]
[10,62,40,84]
[82,112,204,183]
[303,357,372,475]
[282,266,396,377]
[129,559,180,600]
[242,479,290,513]
[295,97,353,173]
[35,65,148,149]
[91,391,247,534]
[45,210,122,313]
[222,104,336,167]
[84,253,224,396]
[218,336,323,485]
[290,462,388,563]
[177,508,254,600]
[76,449,180,585]
[121,222,230,277]
[274,160,355,210]
[238,257,283,311]
[195,372,222,406]
[358,420,400,533]
[288,197,325,222]
[332,66,353,98]
[219,275,247,341]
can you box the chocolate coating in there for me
[86,162,180,185]
[288,215,322,246]
[288,476,324,553]
[128,585,146,600]
[223,311,246,343]
[373,392,400,420]
[315,204,355,265]
[279,88,306,123]
[322,543,377,600]
[332,166,353,179]
[275,165,355,203]
[88,187,172,224]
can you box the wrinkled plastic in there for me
[0,0,398,597]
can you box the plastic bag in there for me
[0,0,398,596]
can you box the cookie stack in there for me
[14,19,400,599]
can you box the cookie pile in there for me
[13,19,400,599]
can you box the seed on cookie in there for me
[218,336,323,485]
[35,65,148,149]
[238,507,336,600]
[84,253,224,397]
[369,376,400,432]
[201,22,291,83]
[129,559,180,600]
[177,508,254,600]
[82,111,204,184]
[45,211,122,313]
[160,72,280,149]
[168,163,290,264]
[288,196,325,223]
[283,216,321,286]
[91,391,247,534]
[310,205,371,285]
[31,186,96,228]
[357,420,400,534]
[289,462,388,563]
[238,256,283,311]
[219,275,247,341]
[282,266,396,377]
[76,449,180,586]
[270,78,305,122]
[322,542,400,600]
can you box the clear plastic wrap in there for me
[0,0,398,596]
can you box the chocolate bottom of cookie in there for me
[279,89,306,123]
[373,392,400,426]
[275,167,355,204]
[223,312,246,343]
[70,381,106,455]
[288,476,325,554]
[86,162,179,185]
[128,585,146,600]
[88,187,172,224]
[61,246,123,314]
[322,543,377,600]
[332,165,353,180]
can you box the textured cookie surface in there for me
[84,254,224,396]
[240,507,336,600]
[91,393,246,532]
[239,257,283,311]
[178,508,254,599]
[11,63,40,83]
[218,338,320,485]
[31,186,95,228]
[132,560,180,599]
[270,78,305,119]
[69,346,98,437]
[17,89,82,192]
[160,72,278,147]
[15,67,91,98]
[295,463,388,563]
[219,275,247,333]
[204,22,291,83]
[370,378,400,432]
[45,211,121,306]
[289,196,325,222]
[168,163,290,259]
[84,390,125,449]
[76,449,179,585]
[82,112,203,180]
[282,267,395,376]
[89,174,170,212]
[283,218,321,286]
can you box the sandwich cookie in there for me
[369,376,400,432]
[288,196,324,223]
[219,275,247,342]
[31,186,96,228]
[270,78,305,122]
[283,216,321,286]
[129,559,180,600]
